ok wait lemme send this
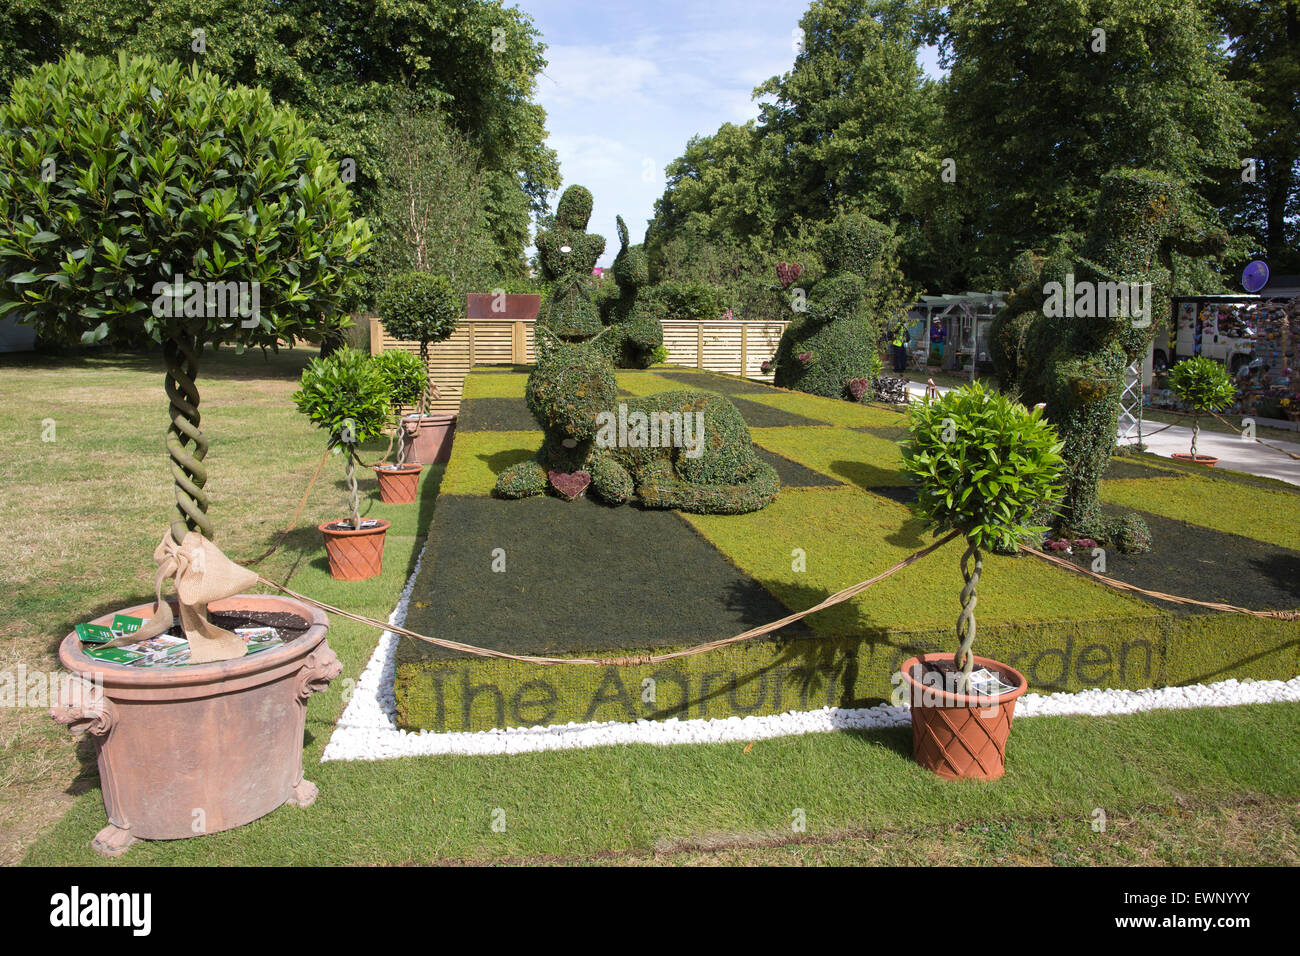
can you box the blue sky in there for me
[517,0,943,266]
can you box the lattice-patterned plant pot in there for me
[373,463,423,504]
[899,653,1028,781]
[320,518,390,581]
[50,595,340,857]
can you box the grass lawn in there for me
[2,352,1298,866]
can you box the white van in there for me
[1150,296,1256,375]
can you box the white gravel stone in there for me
[322,547,1300,762]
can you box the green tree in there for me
[374,106,496,294]
[938,0,1252,277]
[0,0,560,283]
[0,52,372,541]
[1208,0,1300,274]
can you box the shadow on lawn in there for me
[829,458,908,491]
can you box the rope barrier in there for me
[257,530,962,667]
[242,446,331,566]
[1145,405,1300,462]
[1208,409,1300,462]
[1021,545,1300,620]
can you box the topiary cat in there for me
[593,215,663,368]
[494,335,779,514]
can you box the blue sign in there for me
[1242,260,1269,294]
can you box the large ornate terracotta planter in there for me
[51,594,339,857]
[899,653,1028,781]
[401,412,457,464]
[320,518,389,580]
[373,463,423,504]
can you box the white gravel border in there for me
[322,548,1300,761]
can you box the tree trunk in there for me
[955,539,982,694]
[164,335,211,543]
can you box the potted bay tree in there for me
[1167,356,1235,466]
[370,348,428,503]
[376,270,461,464]
[898,382,1065,780]
[294,347,392,578]
[0,52,370,855]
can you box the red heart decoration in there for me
[548,469,591,501]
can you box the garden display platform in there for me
[394,366,1300,734]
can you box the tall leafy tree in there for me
[938,0,1252,279]
[0,0,560,282]
[647,0,949,290]
[1208,0,1300,274]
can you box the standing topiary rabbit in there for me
[595,215,664,368]
[535,185,605,347]
[494,334,779,514]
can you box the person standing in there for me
[891,322,910,372]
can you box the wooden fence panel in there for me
[368,315,786,414]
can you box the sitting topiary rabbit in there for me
[495,335,779,514]
[594,215,664,368]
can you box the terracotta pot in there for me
[899,653,1028,781]
[50,595,339,857]
[401,412,457,465]
[320,518,389,580]
[1170,452,1218,467]
[373,463,423,504]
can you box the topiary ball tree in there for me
[901,382,1065,692]
[375,270,460,415]
[293,348,389,530]
[1167,356,1236,460]
[772,213,908,399]
[0,52,372,544]
[370,349,427,465]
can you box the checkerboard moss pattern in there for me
[393,367,1300,732]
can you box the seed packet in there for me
[966,667,1018,696]
[127,635,189,666]
[83,645,147,665]
[74,622,118,645]
[111,614,146,636]
[236,626,284,654]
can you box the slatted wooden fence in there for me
[369,314,788,415]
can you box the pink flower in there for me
[797,352,812,365]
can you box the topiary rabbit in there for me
[594,215,663,368]
[535,185,605,345]
[494,335,779,514]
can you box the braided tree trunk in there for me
[955,539,982,694]
[164,335,212,544]
[344,445,362,530]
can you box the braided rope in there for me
[164,336,211,543]
[258,531,962,667]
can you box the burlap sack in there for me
[104,531,259,663]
